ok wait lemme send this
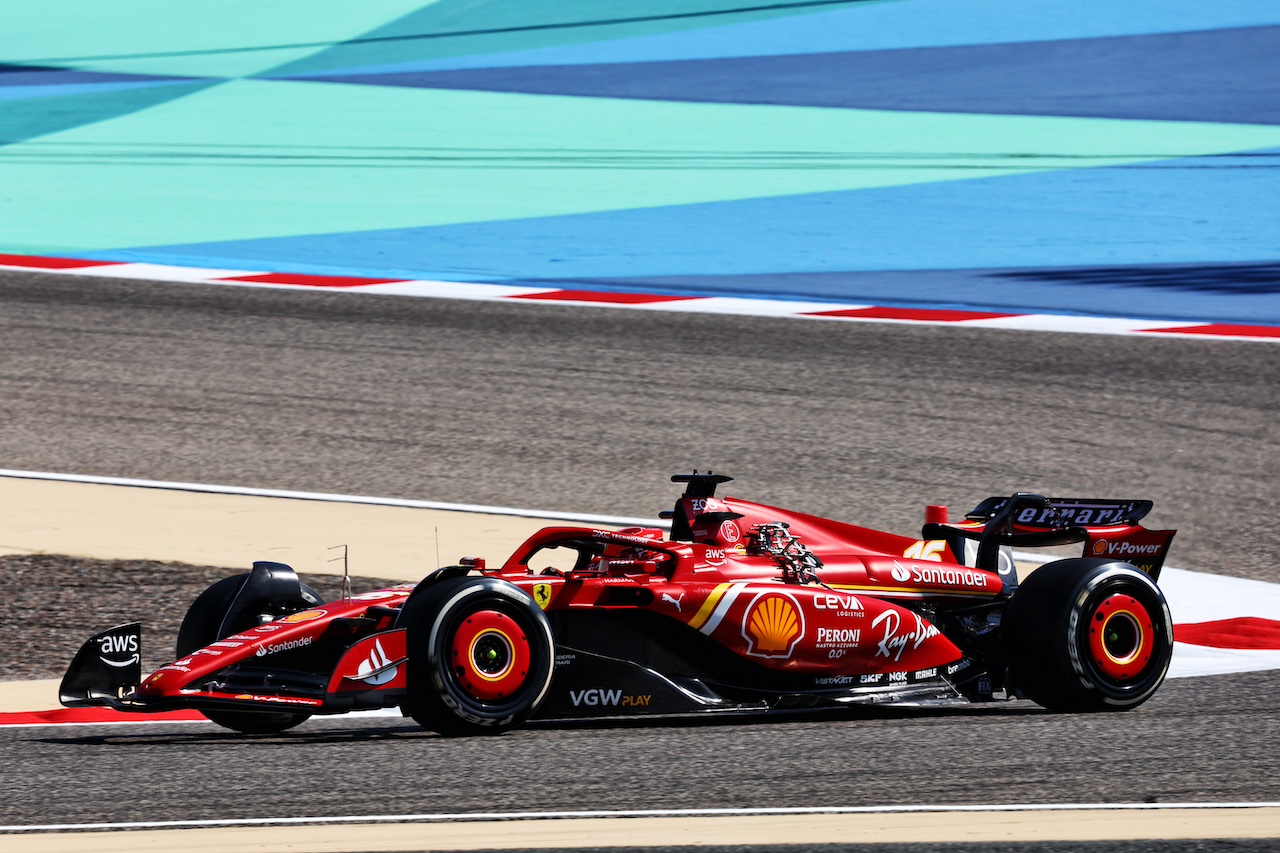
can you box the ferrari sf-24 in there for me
[62,473,1177,735]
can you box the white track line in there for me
[5,802,1279,833]
[0,468,664,529]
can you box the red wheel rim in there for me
[449,610,531,702]
[1087,593,1155,681]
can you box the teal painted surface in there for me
[0,0,437,76]
[268,0,853,75]
[0,0,1277,322]
[0,81,212,145]
[4,80,1279,254]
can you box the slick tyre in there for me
[176,572,322,734]
[399,576,554,737]
[1004,559,1172,712]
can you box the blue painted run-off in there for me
[100,147,1280,325]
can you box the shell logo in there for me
[282,609,325,623]
[742,591,805,659]
[1092,540,1109,555]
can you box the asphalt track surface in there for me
[2,271,1277,581]
[3,670,1278,826]
[2,272,1279,837]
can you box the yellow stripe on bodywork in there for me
[688,582,733,630]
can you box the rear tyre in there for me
[176,572,323,734]
[398,576,554,737]
[1004,559,1172,712]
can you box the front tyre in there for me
[399,577,554,737]
[1004,559,1172,712]
[176,570,322,734]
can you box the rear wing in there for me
[965,496,1152,527]
[924,493,1176,582]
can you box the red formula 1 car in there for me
[61,473,1177,736]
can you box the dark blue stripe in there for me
[297,26,1280,125]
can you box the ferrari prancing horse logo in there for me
[532,583,554,610]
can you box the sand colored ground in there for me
[0,475,622,713]
[4,808,1278,849]
[0,679,60,713]
[0,476,597,581]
